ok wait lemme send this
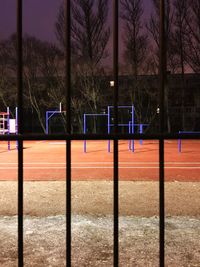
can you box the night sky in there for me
[0,0,152,43]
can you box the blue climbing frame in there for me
[128,122,149,149]
[83,105,143,153]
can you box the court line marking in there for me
[0,162,200,165]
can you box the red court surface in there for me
[0,140,199,181]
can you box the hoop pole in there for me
[46,110,65,134]
[178,131,181,152]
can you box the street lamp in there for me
[110,80,114,87]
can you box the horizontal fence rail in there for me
[0,133,200,141]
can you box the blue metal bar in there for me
[135,123,149,126]
[140,124,143,145]
[46,110,63,134]
[128,121,131,150]
[48,110,61,120]
[108,105,133,108]
[46,111,49,134]
[128,122,149,147]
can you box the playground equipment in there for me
[45,103,65,134]
[0,107,18,150]
[178,131,200,152]
[45,103,149,153]
[83,105,149,153]
[128,122,149,149]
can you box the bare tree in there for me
[0,39,17,112]
[0,34,63,133]
[56,0,110,68]
[22,35,64,132]
[120,0,148,76]
[72,64,104,132]
[120,0,156,127]
[147,0,175,72]
[55,0,110,133]
[147,0,175,132]
[185,0,200,73]
[71,96,86,133]
[172,0,189,130]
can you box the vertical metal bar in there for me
[113,0,119,266]
[65,0,71,266]
[46,112,49,134]
[15,107,18,149]
[108,106,111,152]
[17,0,24,266]
[131,105,134,152]
[128,121,131,150]
[159,0,166,266]
[178,131,181,152]
[140,124,143,145]
[7,107,10,151]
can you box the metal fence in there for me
[0,0,199,266]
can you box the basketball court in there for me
[0,139,199,181]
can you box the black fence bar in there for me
[65,0,71,266]
[113,0,119,266]
[159,0,166,266]
[17,0,24,266]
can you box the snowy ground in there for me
[0,215,199,267]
